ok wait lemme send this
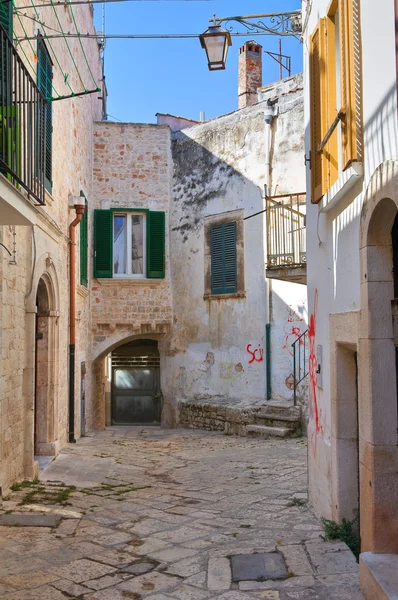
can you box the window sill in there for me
[77,285,90,298]
[320,162,364,213]
[96,278,164,285]
[203,291,246,300]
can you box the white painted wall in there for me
[303,0,398,517]
[163,76,307,412]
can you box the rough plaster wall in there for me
[303,0,398,519]
[164,91,307,409]
[90,123,174,427]
[0,5,102,493]
[271,280,308,402]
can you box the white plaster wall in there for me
[303,0,398,517]
[164,84,307,409]
[271,279,308,401]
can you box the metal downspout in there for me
[69,200,85,443]
[264,111,273,401]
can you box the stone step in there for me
[256,405,302,422]
[254,417,300,431]
[246,424,293,438]
[360,552,398,600]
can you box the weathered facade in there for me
[303,0,398,595]
[0,4,102,493]
[89,68,307,435]
[165,75,307,423]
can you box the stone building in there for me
[90,43,308,437]
[0,2,102,493]
[303,0,398,595]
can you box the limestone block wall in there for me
[90,123,173,428]
[0,4,102,493]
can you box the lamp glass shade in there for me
[200,26,232,71]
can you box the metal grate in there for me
[0,24,46,205]
[111,355,160,369]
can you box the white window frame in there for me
[113,212,146,279]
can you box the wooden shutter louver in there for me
[80,203,88,287]
[0,1,12,37]
[94,209,112,278]
[211,224,224,295]
[147,211,165,278]
[37,38,53,192]
[310,24,325,204]
[211,222,237,295]
[340,0,362,169]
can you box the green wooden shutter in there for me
[147,211,165,278]
[224,221,237,293]
[80,204,88,287]
[211,224,224,295]
[94,209,112,278]
[211,221,237,295]
[0,1,12,37]
[37,38,52,193]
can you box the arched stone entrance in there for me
[111,340,161,425]
[358,160,398,553]
[91,334,166,430]
[34,274,59,456]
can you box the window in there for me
[0,1,12,37]
[204,211,244,299]
[94,209,165,279]
[80,201,88,287]
[113,213,146,277]
[211,221,237,295]
[37,37,53,193]
[309,0,362,204]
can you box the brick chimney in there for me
[238,41,263,109]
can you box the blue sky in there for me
[94,1,302,123]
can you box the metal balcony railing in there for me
[266,193,306,269]
[0,25,46,205]
[292,329,309,406]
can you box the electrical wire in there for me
[11,2,61,97]
[17,31,284,41]
[17,0,213,7]
[67,0,100,90]
[28,0,74,94]
[48,0,86,90]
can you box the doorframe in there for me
[329,312,360,526]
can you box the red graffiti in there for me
[308,289,323,439]
[247,344,264,365]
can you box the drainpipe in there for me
[264,111,274,401]
[68,194,86,443]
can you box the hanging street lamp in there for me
[199,25,232,71]
[200,11,302,71]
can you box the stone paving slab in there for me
[0,514,62,528]
[0,427,363,600]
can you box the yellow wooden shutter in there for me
[310,22,326,204]
[325,15,338,189]
[340,0,362,169]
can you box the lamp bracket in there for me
[210,10,302,39]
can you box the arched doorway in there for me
[34,276,56,455]
[111,340,162,425]
[359,189,398,553]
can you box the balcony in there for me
[0,25,46,225]
[266,193,307,285]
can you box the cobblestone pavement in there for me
[0,427,364,600]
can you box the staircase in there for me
[178,398,302,439]
[247,403,302,438]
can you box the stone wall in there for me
[0,4,102,493]
[90,123,174,426]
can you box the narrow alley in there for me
[0,429,362,599]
